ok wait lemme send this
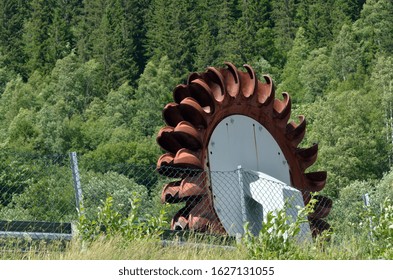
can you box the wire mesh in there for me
[0,150,331,243]
[0,150,75,237]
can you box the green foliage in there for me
[242,198,315,259]
[0,0,392,261]
[330,24,361,83]
[0,150,74,221]
[277,27,309,102]
[271,0,298,57]
[80,171,149,219]
[299,47,332,102]
[354,0,393,61]
[0,154,34,208]
[78,196,168,242]
[0,75,39,133]
[0,168,75,221]
[374,167,393,203]
[22,0,76,75]
[146,0,197,75]
[329,180,375,237]
[235,0,276,65]
[131,56,178,138]
[304,88,389,198]
[0,0,29,79]
[367,198,393,258]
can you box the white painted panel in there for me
[208,115,309,237]
[208,115,290,184]
[245,170,311,240]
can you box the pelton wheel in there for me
[156,62,331,237]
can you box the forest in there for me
[0,0,392,250]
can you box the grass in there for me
[0,236,245,260]
[1,231,391,260]
[1,196,391,260]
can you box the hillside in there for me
[0,0,392,258]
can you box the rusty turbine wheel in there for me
[156,62,331,236]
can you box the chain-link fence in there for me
[210,168,312,239]
[0,149,76,240]
[0,150,331,242]
[157,166,325,240]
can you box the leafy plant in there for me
[77,195,168,242]
[364,198,393,259]
[242,197,316,259]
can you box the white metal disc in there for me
[208,115,290,182]
[208,115,292,235]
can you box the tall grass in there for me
[1,231,391,260]
[1,196,391,260]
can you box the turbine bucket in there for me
[157,62,330,237]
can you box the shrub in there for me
[242,197,316,259]
[365,198,393,259]
[77,195,168,242]
[81,171,150,219]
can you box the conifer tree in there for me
[23,0,55,73]
[146,0,197,77]
[23,0,79,75]
[194,21,216,71]
[296,0,335,49]
[235,0,278,66]
[354,0,393,62]
[271,0,298,59]
[75,0,106,62]
[0,0,30,79]
[277,27,309,103]
[132,56,178,138]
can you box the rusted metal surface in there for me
[156,63,331,236]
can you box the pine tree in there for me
[132,56,178,138]
[146,0,197,76]
[194,0,239,69]
[296,0,335,49]
[75,0,106,62]
[23,0,79,75]
[235,0,277,66]
[271,0,298,59]
[194,21,216,71]
[354,0,393,61]
[277,27,309,103]
[0,0,30,78]
[76,0,146,90]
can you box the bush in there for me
[328,180,375,239]
[77,196,168,242]
[81,171,150,219]
[242,198,315,259]
[364,198,393,259]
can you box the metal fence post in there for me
[237,165,247,233]
[362,193,373,240]
[70,152,83,215]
